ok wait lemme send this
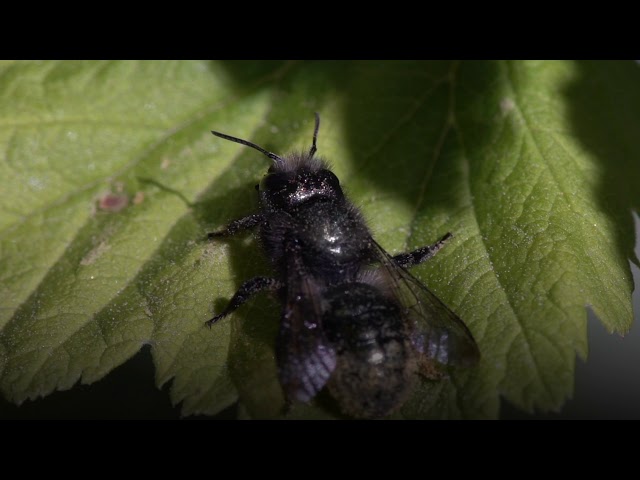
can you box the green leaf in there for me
[0,60,637,419]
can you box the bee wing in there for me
[370,239,480,367]
[276,248,337,403]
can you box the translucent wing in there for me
[369,239,480,367]
[275,244,337,403]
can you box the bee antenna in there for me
[211,130,284,164]
[308,112,320,158]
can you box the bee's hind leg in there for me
[416,355,447,380]
[392,233,453,268]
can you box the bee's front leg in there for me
[207,213,264,239]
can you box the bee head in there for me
[260,159,343,209]
[212,113,344,210]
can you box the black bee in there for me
[206,114,480,418]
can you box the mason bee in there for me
[206,114,480,418]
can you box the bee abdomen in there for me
[323,283,417,419]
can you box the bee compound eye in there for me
[322,169,339,186]
[262,173,290,193]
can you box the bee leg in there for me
[416,355,447,380]
[206,276,282,328]
[392,232,453,268]
[207,213,264,239]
